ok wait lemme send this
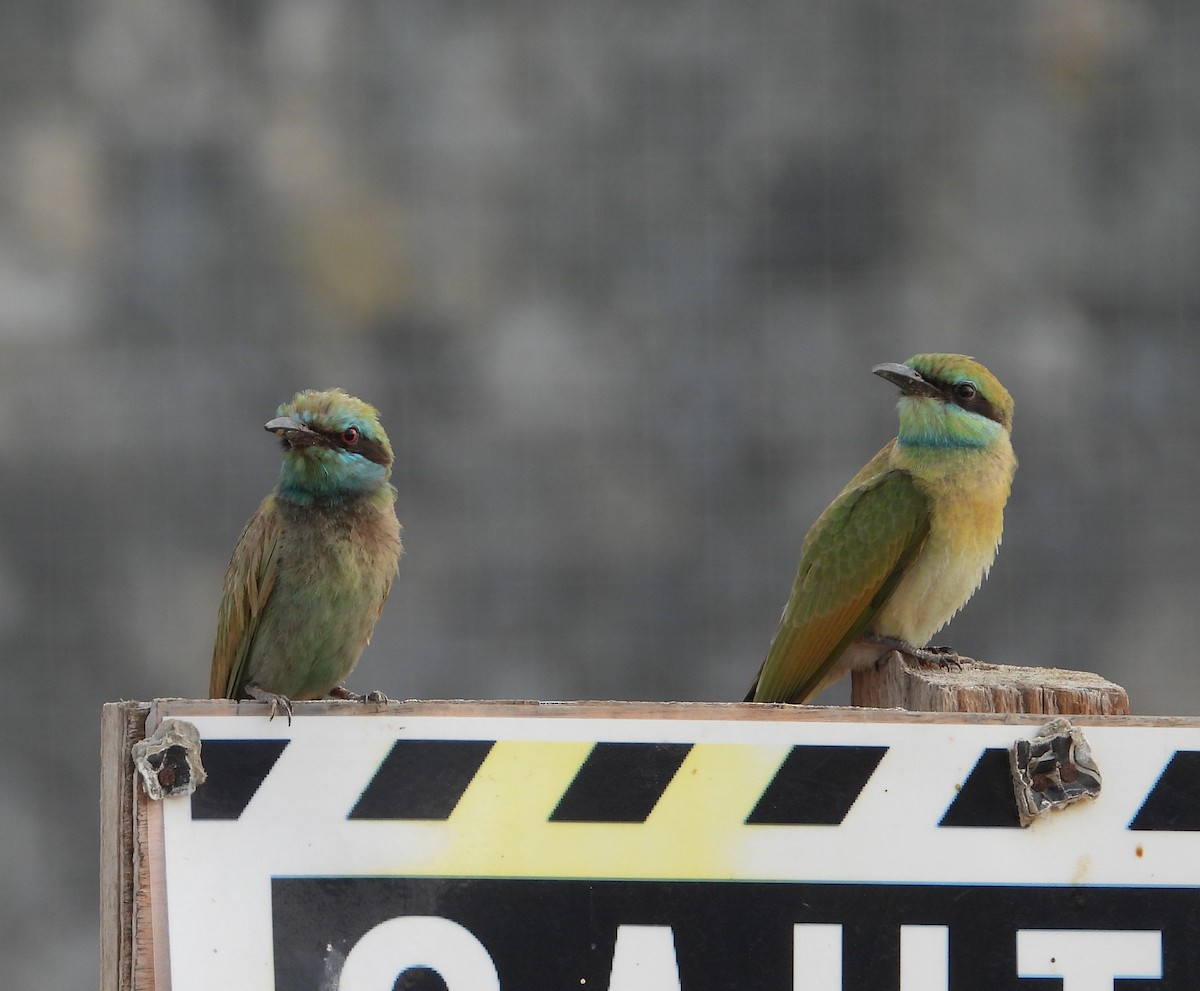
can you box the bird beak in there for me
[871,362,943,399]
[265,415,322,447]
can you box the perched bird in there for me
[210,388,403,719]
[746,354,1016,704]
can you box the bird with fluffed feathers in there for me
[210,388,403,721]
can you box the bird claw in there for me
[908,644,965,670]
[244,684,294,725]
[867,637,966,671]
[328,685,390,704]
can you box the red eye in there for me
[341,426,360,445]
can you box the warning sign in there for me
[153,704,1200,989]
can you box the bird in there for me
[745,353,1016,704]
[210,388,403,720]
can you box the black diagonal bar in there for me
[746,745,887,825]
[349,740,495,820]
[191,740,290,820]
[1130,751,1200,831]
[550,742,693,823]
[939,748,1020,828]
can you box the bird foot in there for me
[868,638,966,670]
[328,685,390,704]
[909,644,966,669]
[244,683,294,725]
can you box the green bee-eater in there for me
[210,388,403,719]
[746,353,1016,704]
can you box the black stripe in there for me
[939,748,1020,828]
[1130,751,1200,831]
[746,745,887,825]
[925,375,1006,426]
[191,740,290,820]
[314,427,391,466]
[349,740,495,820]
[342,435,391,467]
[550,742,692,823]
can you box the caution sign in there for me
[155,705,1200,989]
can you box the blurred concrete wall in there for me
[2,0,1198,986]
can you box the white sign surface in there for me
[154,706,1200,989]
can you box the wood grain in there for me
[146,692,1153,729]
[100,701,150,991]
[850,652,1130,715]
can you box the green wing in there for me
[209,499,282,699]
[749,465,931,703]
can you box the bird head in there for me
[266,388,394,503]
[872,354,1013,449]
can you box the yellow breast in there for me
[869,438,1015,646]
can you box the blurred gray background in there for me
[1,0,1196,986]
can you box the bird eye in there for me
[955,382,978,402]
[341,426,360,445]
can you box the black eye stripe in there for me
[924,376,1003,425]
[310,426,392,466]
[352,437,391,466]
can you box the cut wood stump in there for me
[850,652,1129,716]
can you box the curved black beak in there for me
[871,362,943,399]
[265,415,322,448]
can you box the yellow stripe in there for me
[425,742,791,880]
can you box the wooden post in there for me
[850,652,1130,715]
[100,701,152,991]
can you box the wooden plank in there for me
[100,701,150,991]
[850,652,1130,715]
[144,798,171,991]
[146,694,1173,729]
[133,769,159,991]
